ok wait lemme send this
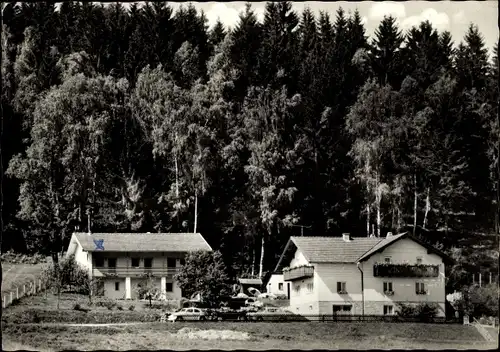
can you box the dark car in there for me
[215,307,248,321]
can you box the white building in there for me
[66,232,212,300]
[274,232,451,318]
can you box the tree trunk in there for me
[423,187,430,230]
[375,172,381,238]
[193,191,198,233]
[413,173,418,236]
[258,236,265,279]
[251,247,255,277]
[175,154,179,198]
[366,202,370,237]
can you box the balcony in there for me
[93,266,180,278]
[373,263,439,278]
[283,265,314,281]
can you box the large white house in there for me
[274,232,451,318]
[66,232,212,300]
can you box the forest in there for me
[1,2,498,279]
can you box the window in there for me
[144,258,153,268]
[295,284,301,293]
[115,282,120,291]
[95,257,104,267]
[167,258,176,268]
[383,305,394,315]
[416,282,426,294]
[108,258,116,268]
[333,305,352,314]
[384,257,391,263]
[337,282,347,293]
[278,283,283,291]
[416,257,423,264]
[166,282,173,292]
[131,258,140,267]
[383,282,393,293]
[307,283,314,293]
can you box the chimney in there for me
[386,232,393,238]
[342,233,351,242]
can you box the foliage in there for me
[463,284,499,318]
[135,273,160,307]
[174,250,232,307]
[1,2,498,283]
[396,302,439,322]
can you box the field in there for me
[1,262,49,294]
[2,292,497,351]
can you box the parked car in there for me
[215,307,248,321]
[247,307,294,321]
[167,307,207,322]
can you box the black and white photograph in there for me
[0,0,498,350]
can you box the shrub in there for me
[128,305,135,311]
[396,303,417,317]
[73,303,81,311]
[117,305,123,311]
[415,302,438,322]
[465,284,499,318]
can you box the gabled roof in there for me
[71,232,212,252]
[357,232,453,264]
[274,232,452,270]
[274,236,382,270]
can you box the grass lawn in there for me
[2,321,496,351]
[2,292,497,351]
[1,262,49,294]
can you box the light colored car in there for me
[247,307,294,321]
[167,307,207,322]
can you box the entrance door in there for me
[287,283,291,299]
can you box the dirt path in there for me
[15,322,153,327]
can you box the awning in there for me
[93,268,105,277]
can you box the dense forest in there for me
[1,2,498,279]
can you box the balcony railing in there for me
[283,265,314,281]
[373,263,439,278]
[93,266,180,278]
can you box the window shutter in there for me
[415,282,419,293]
[337,282,341,292]
[383,282,387,291]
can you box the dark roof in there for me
[73,232,212,252]
[238,278,263,285]
[291,236,383,263]
[274,232,452,270]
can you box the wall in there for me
[360,237,446,317]
[266,274,285,295]
[104,278,127,300]
[286,247,319,316]
[315,263,363,315]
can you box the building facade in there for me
[66,232,212,300]
[275,232,451,318]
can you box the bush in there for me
[465,284,499,318]
[415,302,438,322]
[396,303,417,317]
[117,305,123,311]
[73,303,81,311]
[128,305,135,311]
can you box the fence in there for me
[471,272,498,287]
[2,278,47,309]
[169,311,462,324]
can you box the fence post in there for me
[33,280,36,294]
[489,272,492,285]
[10,291,13,304]
[16,286,19,300]
[39,279,42,291]
[472,273,475,284]
[23,284,26,296]
[2,295,6,308]
[479,273,482,287]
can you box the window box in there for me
[373,263,439,278]
[384,290,394,296]
[416,291,427,295]
[338,291,348,295]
